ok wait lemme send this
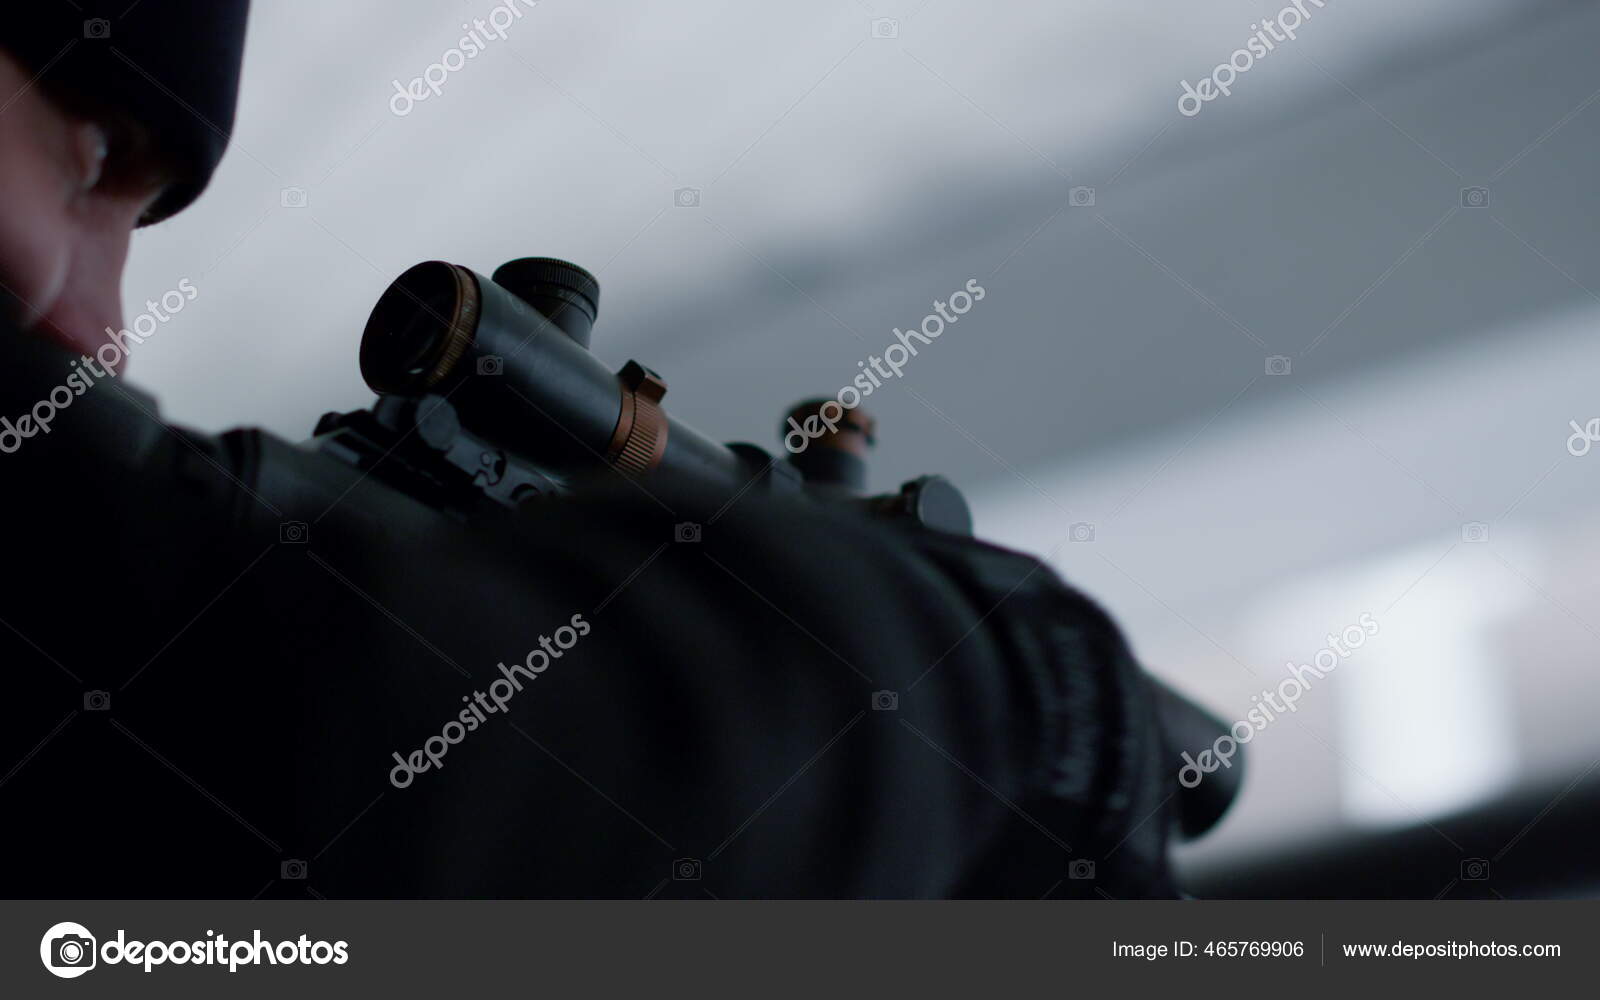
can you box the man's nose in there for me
[36,200,140,368]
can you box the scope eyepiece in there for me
[359,261,480,395]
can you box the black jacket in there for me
[0,331,1177,897]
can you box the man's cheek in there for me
[0,197,72,330]
[0,99,74,326]
[0,52,139,343]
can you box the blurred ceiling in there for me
[127,0,1579,476]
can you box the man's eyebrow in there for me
[103,113,177,184]
[89,110,187,226]
[41,84,179,189]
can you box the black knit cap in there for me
[0,1,252,224]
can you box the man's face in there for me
[0,50,172,369]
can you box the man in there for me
[0,1,1177,897]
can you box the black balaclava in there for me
[0,1,252,223]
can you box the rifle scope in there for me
[359,258,744,492]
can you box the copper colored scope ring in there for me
[607,361,669,477]
[423,264,479,389]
